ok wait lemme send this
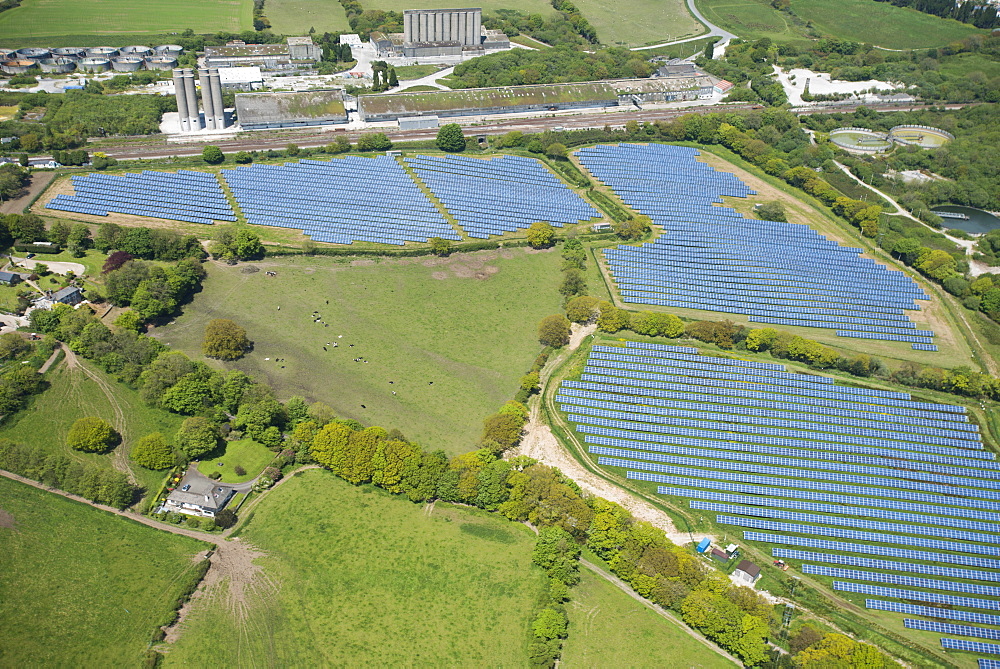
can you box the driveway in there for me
[182,463,258,494]
[8,257,86,276]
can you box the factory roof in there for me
[218,66,263,85]
[235,90,346,125]
[205,41,287,57]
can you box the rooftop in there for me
[166,476,232,512]
[736,560,761,578]
[218,66,263,84]
[206,41,288,58]
[236,90,347,124]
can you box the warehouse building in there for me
[218,66,264,91]
[235,90,347,129]
[358,75,716,122]
[205,36,321,69]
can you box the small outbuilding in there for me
[733,560,762,585]
[696,537,711,553]
[0,270,22,286]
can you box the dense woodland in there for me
[451,46,654,88]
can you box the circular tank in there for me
[78,57,111,72]
[39,57,76,73]
[111,56,144,72]
[145,55,177,70]
[1,59,37,75]
[16,47,50,61]
[119,45,152,57]
[52,47,86,60]
[85,46,118,58]
[0,49,14,60]
[154,44,183,56]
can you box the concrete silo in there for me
[199,68,218,129]
[209,68,226,128]
[182,68,201,130]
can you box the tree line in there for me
[451,46,655,88]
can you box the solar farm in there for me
[577,143,937,350]
[558,339,1000,664]
[43,153,599,245]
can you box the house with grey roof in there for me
[162,477,235,517]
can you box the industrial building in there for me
[235,90,347,129]
[172,67,228,132]
[0,43,182,76]
[204,36,321,70]
[371,7,509,58]
[358,75,717,122]
[218,66,264,91]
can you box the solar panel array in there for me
[558,338,1000,653]
[405,154,599,238]
[575,143,933,344]
[46,170,235,225]
[941,638,1000,655]
[222,156,458,246]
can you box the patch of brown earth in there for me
[0,507,15,530]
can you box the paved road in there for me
[9,257,86,276]
[633,0,736,52]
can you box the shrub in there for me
[67,417,116,453]
[202,145,224,165]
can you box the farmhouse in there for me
[51,286,83,305]
[161,478,235,517]
[733,560,762,585]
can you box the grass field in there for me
[694,0,980,48]
[265,0,351,36]
[569,0,705,47]
[197,438,275,483]
[394,64,445,80]
[562,568,734,668]
[0,0,251,40]
[0,361,186,496]
[164,469,545,666]
[0,477,208,666]
[153,249,564,455]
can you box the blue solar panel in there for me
[905,619,1000,641]
[941,638,1000,655]
[834,581,1000,610]
[867,600,1000,627]
[578,144,932,344]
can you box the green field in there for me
[563,568,734,668]
[153,249,564,455]
[0,0,251,40]
[694,0,980,48]
[165,469,545,665]
[0,361,186,496]
[265,0,351,38]
[569,0,705,47]
[197,438,275,483]
[0,477,208,666]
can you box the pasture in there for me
[265,0,351,36]
[0,361,186,496]
[562,567,734,667]
[693,0,980,48]
[0,477,208,667]
[0,0,250,41]
[153,248,564,455]
[164,469,545,666]
[568,0,704,46]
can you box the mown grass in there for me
[0,362,186,496]
[0,477,208,667]
[0,0,250,40]
[265,0,351,36]
[165,469,545,666]
[562,567,734,668]
[694,0,981,48]
[197,438,275,483]
[394,64,444,80]
[568,0,705,46]
[153,249,564,455]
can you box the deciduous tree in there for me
[202,319,251,360]
[130,432,175,470]
[435,123,466,152]
[537,314,571,347]
[526,221,555,248]
[67,416,116,453]
[176,416,221,459]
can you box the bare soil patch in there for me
[0,507,16,530]
[2,171,55,215]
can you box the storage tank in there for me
[1,60,37,75]
[111,56,144,72]
[78,57,111,72]
[85,46,118,58]
[145,55,177,70]
[52,47,86,60]
[119,45,152,57]
[39,57,76,74]
[154,44,183,56]
[0,49,14,61]
[16,47,50,61]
